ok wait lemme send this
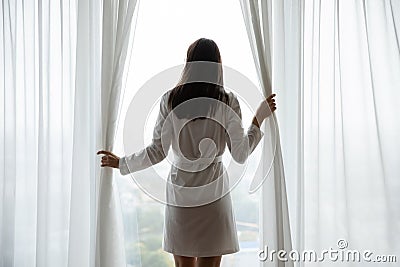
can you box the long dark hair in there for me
[168,38,229,119]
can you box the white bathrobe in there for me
[119,89,263,257]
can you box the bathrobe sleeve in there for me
[225,93,264,164]
[119,92,172,175]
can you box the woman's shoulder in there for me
[161,89,173,105]
[162,89,172,99]
[226,91,240,108]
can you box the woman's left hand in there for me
[254,93,277,124]
[97,150,120,168]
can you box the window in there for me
[113,1,263,265]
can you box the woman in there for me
[98,38,276,267]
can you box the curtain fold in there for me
[68,0,101,266]
[240,1,294,266]
[95,0,138,266]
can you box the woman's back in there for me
[98,38,276,263]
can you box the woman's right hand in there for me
[254,93,276,127]
[97,150,120,169]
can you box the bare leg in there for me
[196,256,222,267]
[173,255,196,267]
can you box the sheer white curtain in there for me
[242,0,400,266]
[0,0,137,266]
[297,0,400,265]
[1,1,80,266]
[240,1,294,266]
[96,0,138,266]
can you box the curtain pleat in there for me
[240,1,294,267]
[1,1,17,265]
[95,0,138,266]
[68,0,98,265]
